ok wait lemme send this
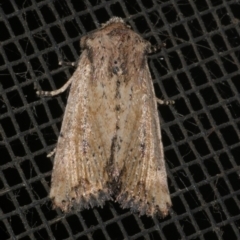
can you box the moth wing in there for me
[49,52,111,212]
[116,66,171,217]
[50,18,171,216]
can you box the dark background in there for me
[0,0,240,239]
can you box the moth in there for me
[37,17,173,217]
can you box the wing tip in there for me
[51,188,112,213]
[116,191,172,218]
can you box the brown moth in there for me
[37,17,172,217]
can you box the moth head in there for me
[101,17,125,27]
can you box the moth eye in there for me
[114,60,118,64]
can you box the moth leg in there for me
[59,60,78,67]
[149,43,166,53]
[156,98,175,105]
[47,148,56,158]
[36,77,73,97]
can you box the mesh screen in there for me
[1,0,240,239]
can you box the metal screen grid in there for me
[0,0,240,239]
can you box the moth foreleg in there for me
[156,98,175,105]
[36,77,73,97]
[148,43,167,54]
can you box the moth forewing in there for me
[39,17,172,217]
[114,65,171,217]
